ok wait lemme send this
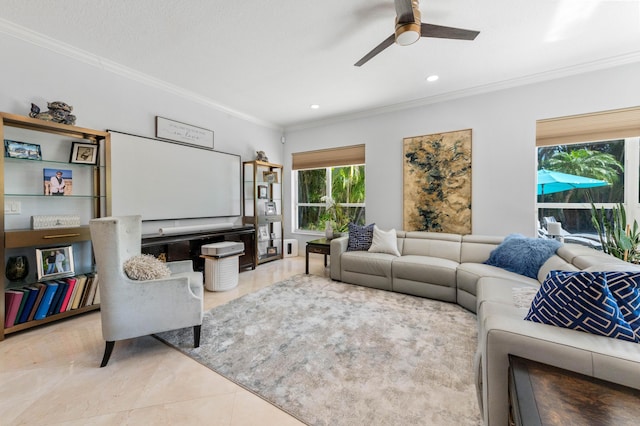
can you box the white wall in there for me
[283,62,640,247]
[0,32,283,234]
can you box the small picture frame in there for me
[265,201,277,215]
[258,226,269,240]
[69,142,99,165]
[258,185,268,199]
[266,246,278,256]
[36,245,75,281]
[4,139,42,160]
[43,168,72,196]
[263,171,278,184]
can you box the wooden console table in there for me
[141,226,256,272]
[508,355,640,426]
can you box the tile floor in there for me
[1,255,328,425]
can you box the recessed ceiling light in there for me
[426,75,439,82]
[310,104,320,109]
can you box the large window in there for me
[537,139,625,234]
[536,107,640,235]
[295,165,365,232]
[292,145,365,233]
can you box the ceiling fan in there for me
[355,0,480,66]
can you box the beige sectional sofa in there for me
[329,231,640,426]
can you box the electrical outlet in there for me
[4,200,21,215]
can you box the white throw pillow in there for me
[123,254,171,280]
[368,226,401,256]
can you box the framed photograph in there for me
[155,116,214,149]
[265,201,277,215]
[43,168,72,196]
[69,142,99,165]
[266,246,278,256]
[36,246,75,281]
[258,185,268,199]
[4,139,42,160]
[263,171,278,184]
[258,226,269,240]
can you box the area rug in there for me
[155,274,481,426]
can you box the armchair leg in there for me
[194,325,201,348]
[100,341,115,367]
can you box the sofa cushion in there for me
[525,271,639,343]
[346,222,375,251]
[341,250,394,277]
[392,255,458,287]
[457,263,538,297]
[368,226,401,256]
[485,234,561,279]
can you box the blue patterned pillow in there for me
[485,234,561,279]
[525,271,639,343]
[605,271,640,339]
[346,223,375,251]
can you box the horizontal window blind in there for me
[536,106,640,146]
[292,144,365,170]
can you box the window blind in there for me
[536,106,640,146]
[292,144,365,170]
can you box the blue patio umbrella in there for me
[537,169,609,196]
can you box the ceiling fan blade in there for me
[421,23,479,40]
[395,0,416,24]
[354,34,395,67]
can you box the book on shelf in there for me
[17,287,39,324]
[71,275,88,309]
[59,278,76,312]
[13,288,29,325]
[27,283,47,322]
[64,277,79,312]
[4,290,24,328]
[46,282,67,317]
[82,274,98,307]
[34,282,59,320]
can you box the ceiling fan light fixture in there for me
[396,23,421,46]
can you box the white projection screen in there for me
[109,131,241,220]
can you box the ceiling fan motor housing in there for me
[395,0,421,46]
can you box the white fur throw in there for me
[123,254,171,280]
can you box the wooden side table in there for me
[305,238,331,274]
[508,355,640,426]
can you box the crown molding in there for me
[285,51,640,132]
[0,18,281,131]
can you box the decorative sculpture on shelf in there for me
[29,101,77,125]
[256,150,268,162]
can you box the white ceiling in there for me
[1,0,640,129]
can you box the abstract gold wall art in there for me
[403,129,472,234]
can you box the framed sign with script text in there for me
[155,116,214,149]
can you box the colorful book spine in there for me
[48,282,68,315]
[60,278,76,312]
[4,290,24,328]
[13,289,29,325]
[27,284,47,322]
[35,282,58,320]
[17,287,39,324]
[71,275,88,309]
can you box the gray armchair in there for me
[89,215,203,367]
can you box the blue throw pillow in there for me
[484,234,562,279]
[346,223,375,251]
[525,271,639,343]
[604,271,640,339]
